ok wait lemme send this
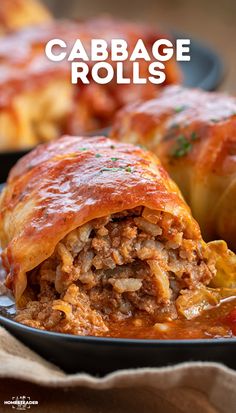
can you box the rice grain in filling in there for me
[15,206,217,336]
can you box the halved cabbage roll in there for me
[0,136,235,335]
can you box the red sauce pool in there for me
[106,297,236,339]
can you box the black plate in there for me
[0,34,223,183]
[0,307,236,375]
[0,186,235,375]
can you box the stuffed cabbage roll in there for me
[111,85,236,251]
[0,136,235,336]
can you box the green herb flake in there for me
[111,157,118,161]
[174,105,187,113]
[78,147,87,151]
[190,132,198,141]
[100,165,133,173]
[171,135,192,158]
[95,153,102,158]
[110,145,115,149]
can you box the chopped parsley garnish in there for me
[174,105,187,113]
[111,157,119,161]
[100,166,133,173]
[78,147,87,151]
[95,153,102,158]
[190,131,198,141]
[171,135,192,158]
[170,130,199,158]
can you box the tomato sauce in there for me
[106,297,236,339]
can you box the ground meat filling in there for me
[15,207,216,335]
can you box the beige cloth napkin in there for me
[0,327,236,413]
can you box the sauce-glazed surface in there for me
[112,85,236,176]
[111,85,236,250]
[0,135,196,300]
